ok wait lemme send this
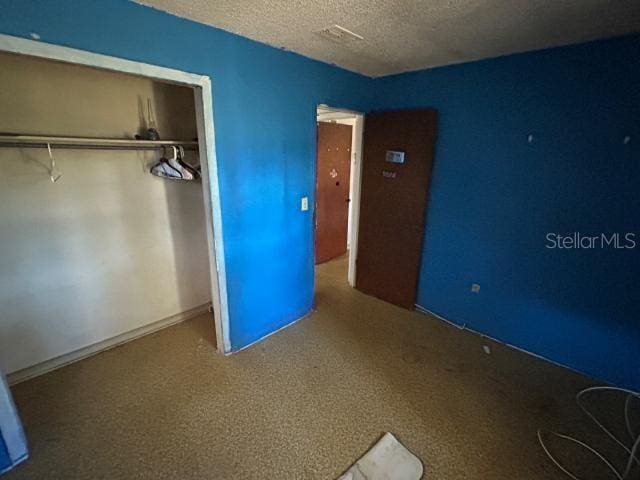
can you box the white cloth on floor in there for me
[338,432,423,480]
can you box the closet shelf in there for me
[0,134,198,150]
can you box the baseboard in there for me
[7,303,212,385]
[414,304,591,380]
[230,309,314,355]
[414,304,467,330]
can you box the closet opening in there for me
[0,35,229,384]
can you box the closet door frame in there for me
[0,33,231,354]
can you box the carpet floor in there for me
[4,256,628,479]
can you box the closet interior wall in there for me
[0,51,211,378]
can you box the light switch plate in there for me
[301,196,309,211]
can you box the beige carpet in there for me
[3,256,617,479]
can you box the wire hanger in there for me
[47,143,62,183]
[150,146,181,180]
[150,145,199,181]
[176,145,200,180]
[167,145,194,180]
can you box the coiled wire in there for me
[538,386,640,480]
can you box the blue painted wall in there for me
[0,0,637,389]
[0,0,374,349]
[373,35,640,389]
[0,438,10,473]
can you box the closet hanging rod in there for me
[0,134,198,151]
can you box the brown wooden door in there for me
[356,109,438,308]
[315,122,352,264]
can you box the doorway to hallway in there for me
[314,105,364,287]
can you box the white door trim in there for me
[316,105,365,287]
[348,114,364,287]
[0,33,231,353]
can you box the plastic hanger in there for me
[150,147,182,180]
[167,146,193,180]
[176,146,200,180]
[47,143,62,183]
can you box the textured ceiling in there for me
[135,0,640,77]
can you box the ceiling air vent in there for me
[315,24,364,44]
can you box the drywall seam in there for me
[7,303,212,385]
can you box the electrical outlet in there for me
[301,196,309,211]
[471,283,480,293]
